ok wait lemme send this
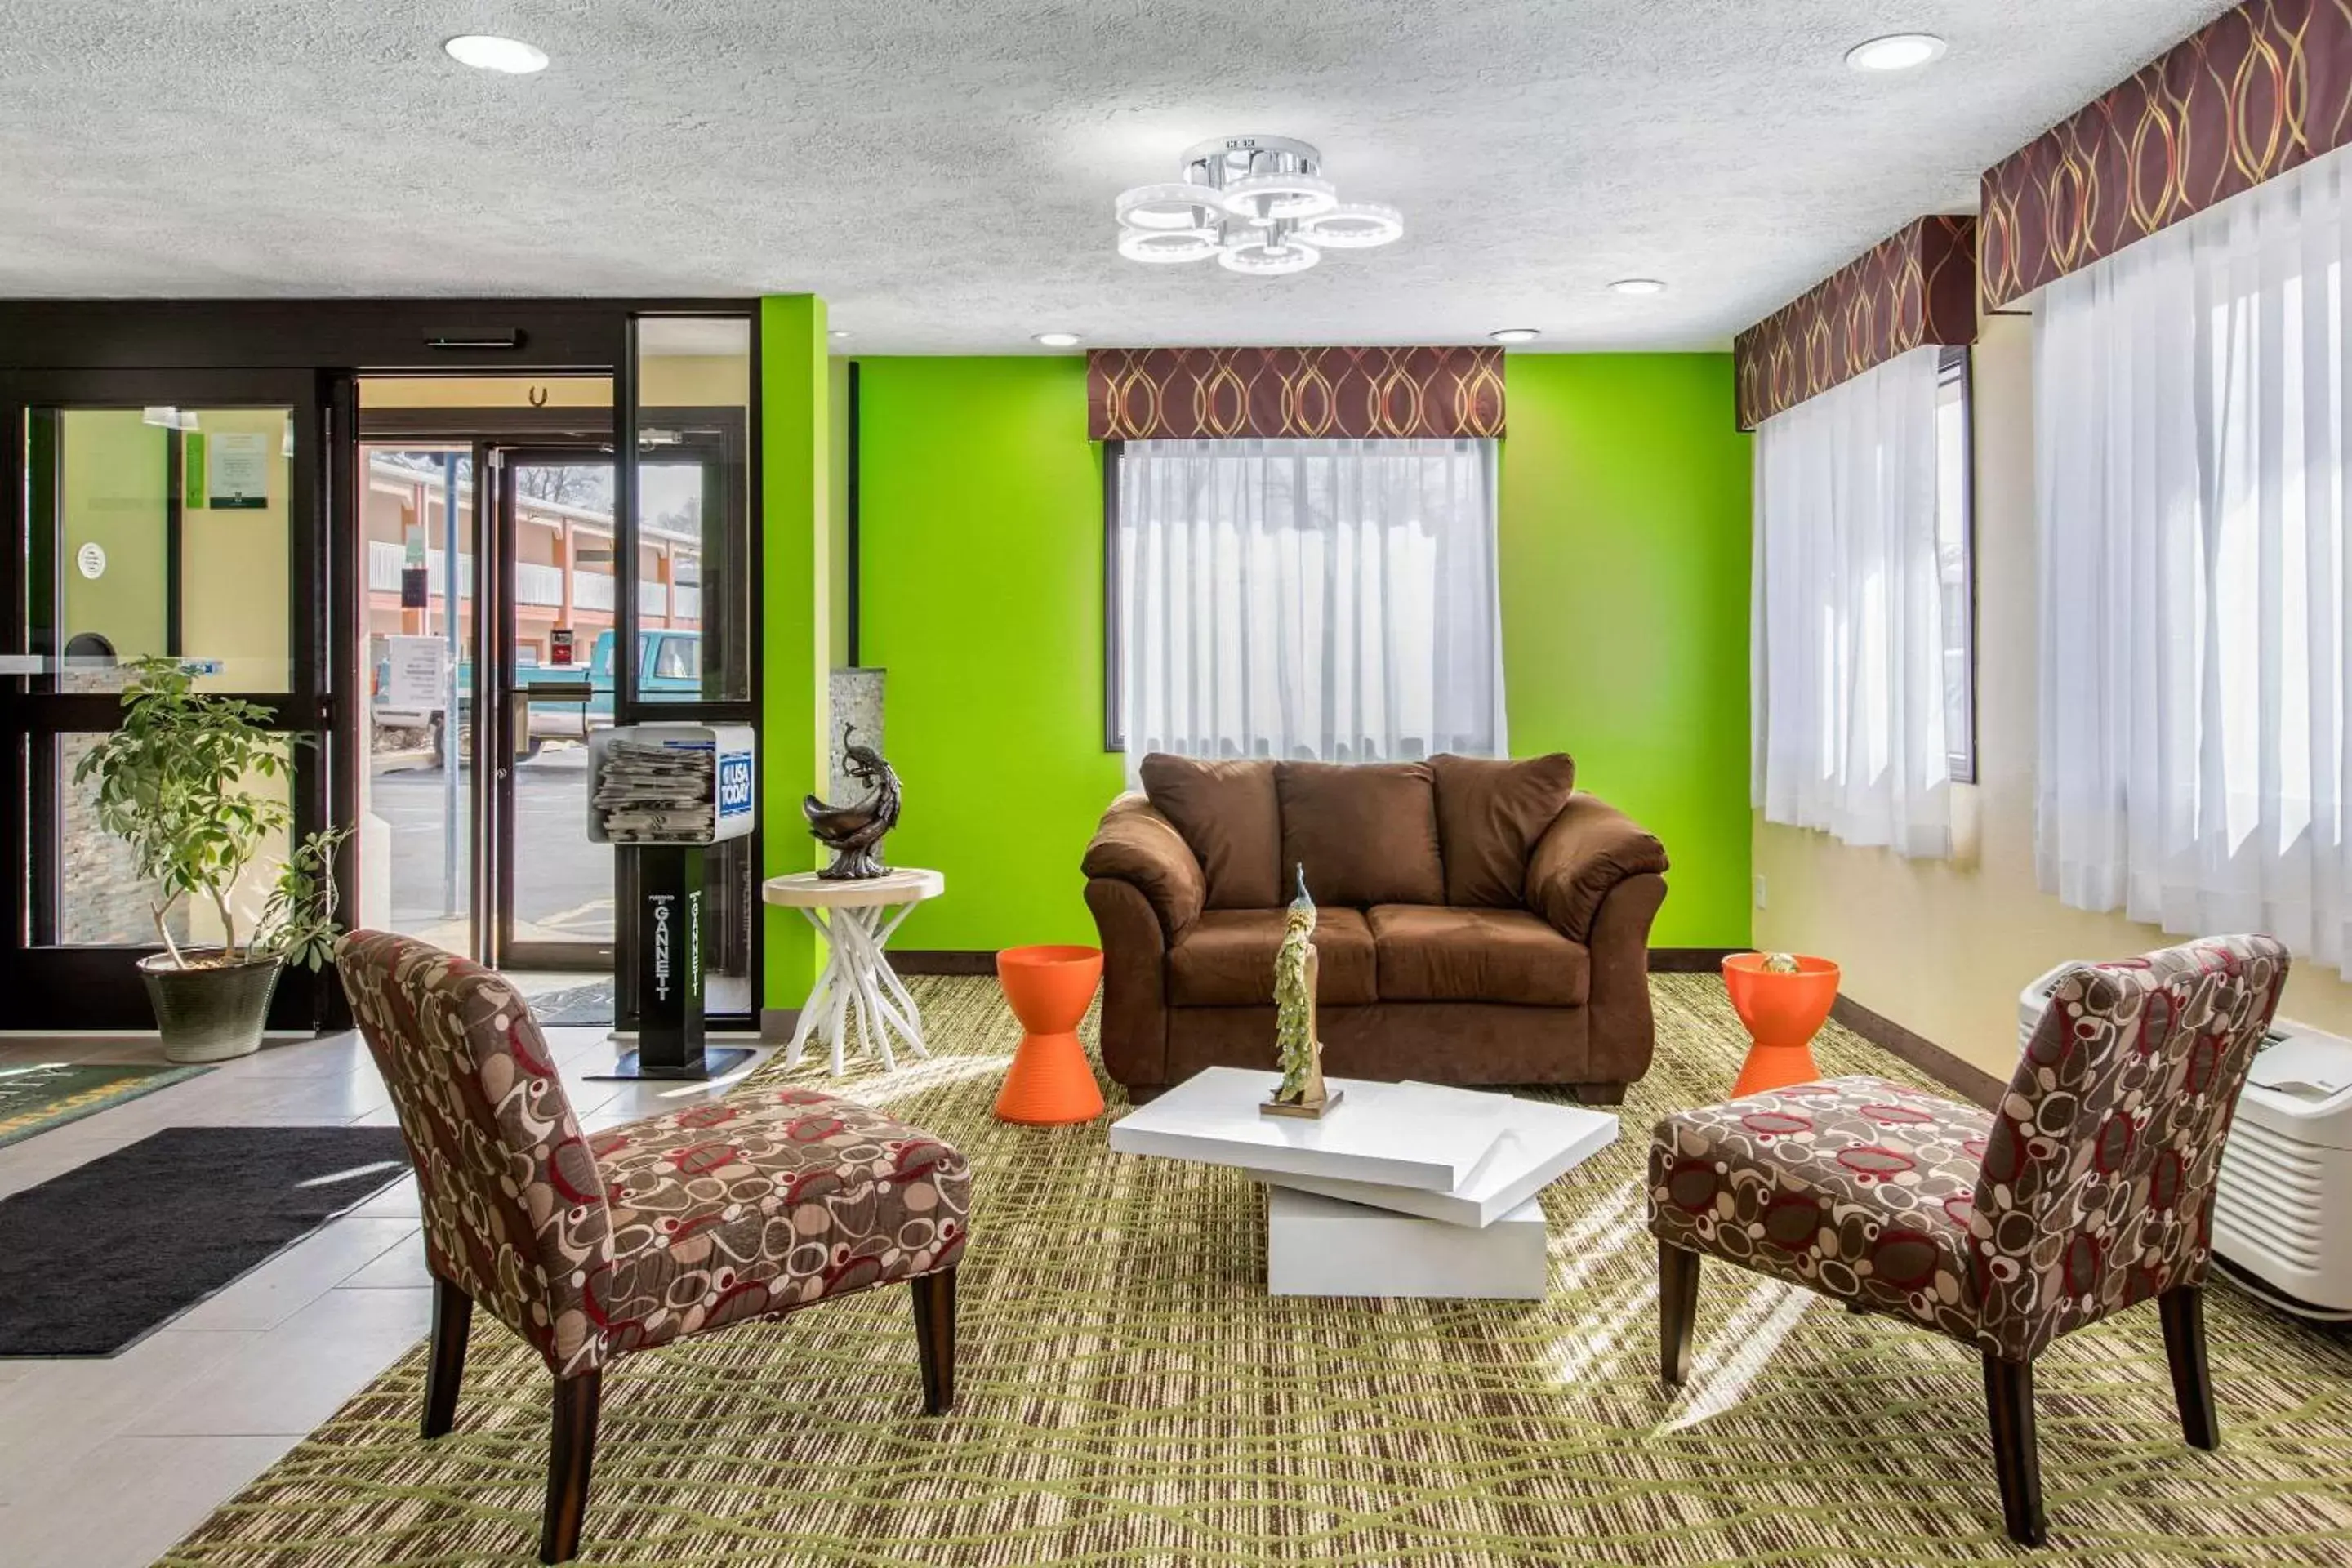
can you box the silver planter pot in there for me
[137,951,285,1062]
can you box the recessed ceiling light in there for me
[1845,33,1947,73]
[1489,328,1541,344]
[1033,332,1082,348]
[828,329,851,340]
[443,35,550,74]
[1608,278,1668,296]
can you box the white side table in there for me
[761,868,944,1075]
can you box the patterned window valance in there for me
[1086,345,1506,440]
[1732,215,1978,431]
[1982,0,2352,310]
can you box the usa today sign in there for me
[586,724,758,846]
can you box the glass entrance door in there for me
[2,370,327,1030]
[494,453,617,973]
[360,443,478,956]
[358,441,616,991]
[350,309,762,1034]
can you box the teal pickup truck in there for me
[373,629,703,761]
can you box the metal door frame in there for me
[0,368,331,1030]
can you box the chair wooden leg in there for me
[1981,1353,2047,1547]
[539,1370,601,1566]
[912,1266,958,1416]
[423,1274,472,1440]
[1658,1240,1700,1388]
[2159,1285,2220,1450]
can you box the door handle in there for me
[523,684,595,702]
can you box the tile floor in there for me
[0,1025,774,1568]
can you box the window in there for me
[1107,437,1506,771]
[649,633,698,680]
[1752,344,1958,858]
[1936,346,1977,783]
[2034,145,2352,977]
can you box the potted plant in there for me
[75,657,350,1062]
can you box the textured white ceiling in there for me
[0,1,2232,354]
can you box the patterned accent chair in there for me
[336,931,973,1564]
[1648,935,2288,1546]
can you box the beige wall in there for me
[362,376,612,408]
[642,354,750,408]
[180,408,292,690]
[359,359,746,409]
[1753,312,2352,1079]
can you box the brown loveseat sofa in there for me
[1080,753,1669,1102]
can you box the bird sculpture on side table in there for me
[803,727,901,880]
[1264,864,1341,1119]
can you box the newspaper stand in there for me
[582,724,756,1080]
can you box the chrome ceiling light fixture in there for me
[1115,136,1401,278]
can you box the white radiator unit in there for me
[2019,961,2352,1319]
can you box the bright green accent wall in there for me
[759,296,832,1008]
[1497,354,1752,947]
[856,357,1125,951]
[788,350,1751,964]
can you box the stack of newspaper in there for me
[593,737,714,843]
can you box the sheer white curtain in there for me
[2036,145,2352,977]
[1752,345,1954,857]
[1117,437,1505,777]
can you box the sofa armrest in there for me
[1583,871,1668,1086]
[1080,793,1205,940]
[1085,877,1170,1091]
[1526,793,1669,942]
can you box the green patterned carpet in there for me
[0,1060,209,1149]
[161,976,2352,1566]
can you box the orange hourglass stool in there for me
[993,945,1106,1125]
[1722,953,1842,1098]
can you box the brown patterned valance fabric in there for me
[1087,346,1507,440]
[1982,0,2352,310]
[1732,215,1978,430]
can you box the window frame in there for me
[1102,438,1125,752]
[1936,344,1979,786]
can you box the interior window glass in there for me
[632,316,751,702]
[1935,349,1976,783]
[38,405,296,692]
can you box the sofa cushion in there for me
[1168,908,1378,1006]
[1275,760,1445,907]
[1431,753,1578,906]
[1368,904,1589,1005]
[1139,755,1281,909]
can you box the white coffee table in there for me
[1107,1067,1619,1298]
[761,867,943,1076]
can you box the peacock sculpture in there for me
[1265,864,1340,1118]
[802,725,901,880]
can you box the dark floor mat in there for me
[0,1125,410,1356]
